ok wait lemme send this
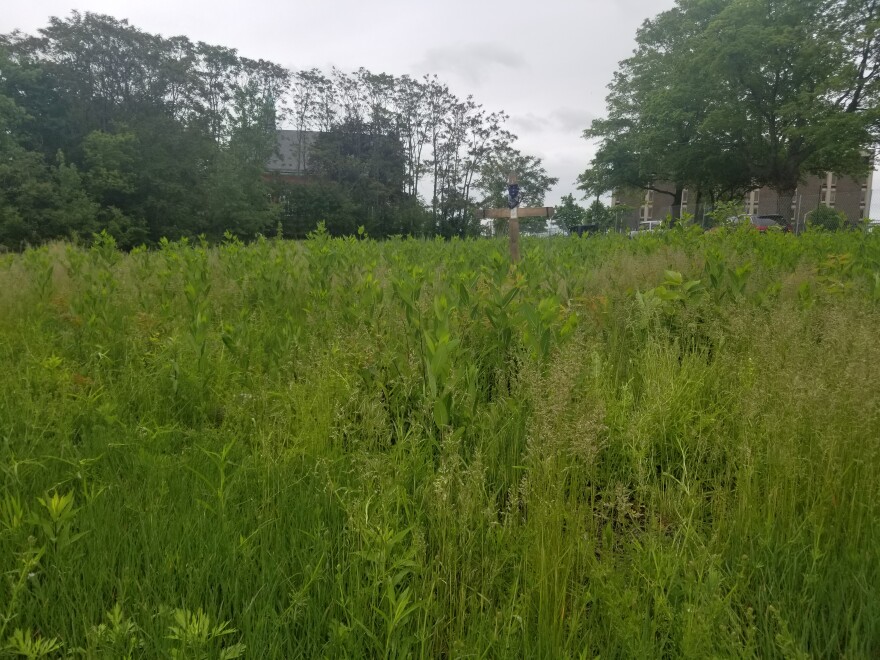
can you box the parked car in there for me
[725,214,791,233]
[867,220,880,233]
[629,220,663,238]
[751,214,792,232]
[569,223,600,237]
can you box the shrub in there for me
[807,204,848,230]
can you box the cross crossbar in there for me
[476,172,556,263]
[476,207,555,219]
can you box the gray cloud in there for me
[509,113,552,134]
[509,108,595,138]
[417,43,526,85]
[551,108,596,135]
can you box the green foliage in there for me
[2,224,880,657]
[304,118,421,238]
[166,608,245,660]
[34,490,86,553]
[0,14,282,248]
[708,200,746,228]
[79,604,142,659]
[585,0,878,210]
[477,146,558,235]
[808,204,849,230]
[584,198,614,231]
[82,130,137,201]
[554,194,586,231]
[5,628,62,659]
[1,14,546,246]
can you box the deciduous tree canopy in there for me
[584,0,879,219]
[0,12,552,247]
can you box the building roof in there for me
[265,130,321,175]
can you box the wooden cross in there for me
[475,174,554,262]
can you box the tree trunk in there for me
[775,188,796,225]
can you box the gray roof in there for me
[265,130,321,174]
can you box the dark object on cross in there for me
[507,183,520,209]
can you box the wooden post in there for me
[508,173,520,263]
[474,172,554,263]
[509,206,520,263]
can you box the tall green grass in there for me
[1,225,879,657]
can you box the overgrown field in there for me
[1,226,879,658]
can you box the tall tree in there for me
[394,75,430,199]
[554,194,586,232]
[706,0,875,216]
[584,0,753,213]
[477,146,558,235]
[1,13,523,245]
[586,0,878,220]
[290,68,333,171]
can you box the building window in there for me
[744,189,760,214]
[822,173,838,207]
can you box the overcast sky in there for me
[4,0,879,215]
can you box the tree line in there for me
[0,12,556,248]
[581,0,879,220]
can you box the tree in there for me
[394,75,430,199]
[52,153,100,240]
[705,0,875,218]
[585,0,878,222]
[476,146,558,235]
[1,12,290,245]
[554,194,586,231]
[584,199,614,232]
[832,0,880,114]
[307,116,414,237]
[583,0,752,214]
[276,66,519,238]
[290,68,333,172]
[0,94,56,247]
[609,203,635,233]
[1,13,522,246]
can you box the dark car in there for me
[569,223,600,237]
[742,214,791,232]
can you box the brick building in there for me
[611,168,874,231]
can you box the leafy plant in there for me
[77,604,142,659]
[165,608,245,660]
[4,629,62,659]
[33,491,85,553]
